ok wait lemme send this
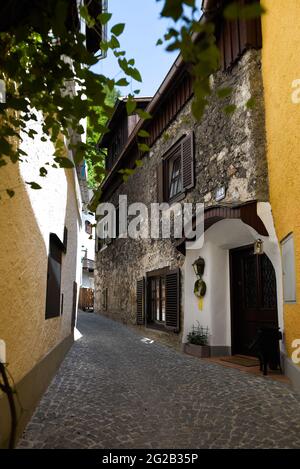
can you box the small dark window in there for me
[137,268,180,332]
[45,234,65,319]
[157,133,194,203]
[169,155,182,200]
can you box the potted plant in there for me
[184,323,211,358]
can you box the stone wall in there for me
[94,49,268,344]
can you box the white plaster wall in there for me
[81,211,95,261]
[183,203,284,352]
[183,241,231,347]
[17,112,81,355]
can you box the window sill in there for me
[166,191,186,206]
[146,322,167,333]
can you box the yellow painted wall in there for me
[0,114,81,385]
[261,1,300,358]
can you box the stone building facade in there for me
[95,47,274,333]
[95,6,284,359]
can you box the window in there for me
[150,276,166,323]
[136,268,180,331]
[157,133,194,203]
[45,233,65,319]
[169,155,182,200]
[281,233,297,303]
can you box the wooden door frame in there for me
[229,244,279,355]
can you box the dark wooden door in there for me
[230,246,278,356]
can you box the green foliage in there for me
[25,181,42,190]
[85,87,120,189]
[137,130,150,138]
[0,1,140,193]
[187,323,209,346]
[126,96,137,116]
[111,23,125,37]
[0,1,266,198]
[224,2,266,20]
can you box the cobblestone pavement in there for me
[18,312,300,449]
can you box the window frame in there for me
[160,132,194,204]
[146,267,170,329]
[45,233,65,320]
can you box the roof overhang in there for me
[175,201,269,255]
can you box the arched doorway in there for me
[230,245,278,356]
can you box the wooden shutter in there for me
[136,278,145,325]
[181,132,194,191]
[165,268,180,332]
[63,226,68,253]
[157,160,164,203]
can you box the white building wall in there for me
[183,203,284,355]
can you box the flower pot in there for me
[183,343,211,358]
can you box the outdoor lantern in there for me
[254,238,264,255]
[192,256,205,277]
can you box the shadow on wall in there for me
[0,160,48,447]
[0,161,78,448]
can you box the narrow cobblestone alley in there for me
[18,312,300,449]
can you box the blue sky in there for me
[92,0,185,98]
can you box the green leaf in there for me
[110,35,120,49]
[138,143,150,153]
[161,0,183,21]
[126,98,137,115]
[97,12,112,25]
[127,67,142,83]
[241,3,266,19]
[136,109,152,120]
[54,157,74,168]
[110,23,125,37]
[138,129,150,138]
[224,2,265,20]
[135,159,143,168]
[223,2,240,19]
[26,182,42,190]
[115,78,129,87]
[128,59,135,66]
[6,189,15,198]
[39,167,48,177]
[156,39,163,46]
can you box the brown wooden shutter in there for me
[165,268,180,332]
[157,160,164,203]
[136,278,145,325]
[181,132,194,191]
